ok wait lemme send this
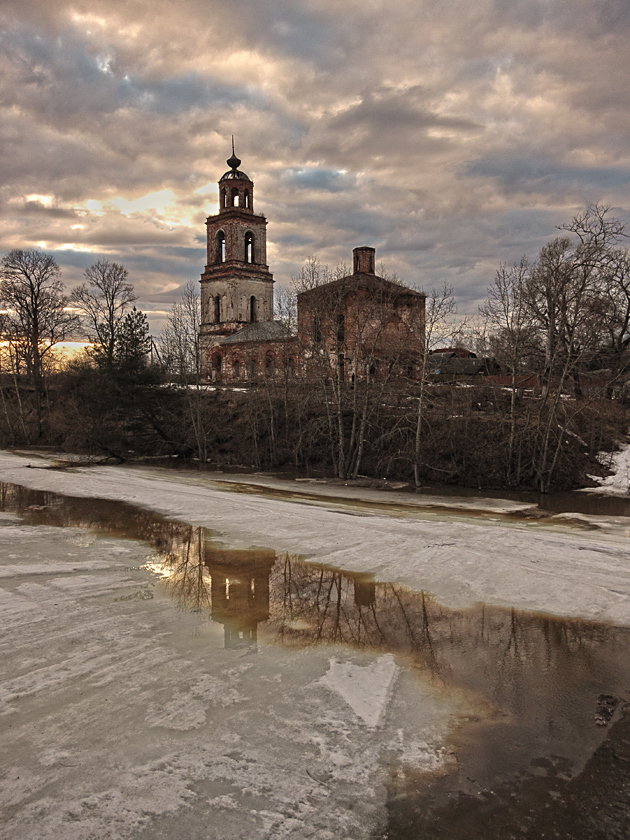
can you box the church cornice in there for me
[206,208,267,223]
[201,262,273,279]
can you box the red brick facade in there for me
[200,154,425,384]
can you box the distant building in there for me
[200,149,425,383]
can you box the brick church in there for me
[200,148,425,383]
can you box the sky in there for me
[2,0,630,334]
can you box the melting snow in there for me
[318,654,399,727]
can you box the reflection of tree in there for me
[161,527,211,613]
[2,480,629,725]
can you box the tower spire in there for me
[227,136,241,171]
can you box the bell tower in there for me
[200,143,274,352]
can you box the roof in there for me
[220,169,252,181]
[297,272,425,300]
[218,321,293,345]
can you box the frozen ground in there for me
[2,449,630,839]
[1,451,630,625]
[0,502,463,840]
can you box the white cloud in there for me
[0,0,629,335]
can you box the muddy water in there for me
[2,481,630,839]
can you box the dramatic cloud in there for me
[2,0,630,332]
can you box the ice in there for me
[317,654,399,727]
[1,451,629,626]
[0,456,463,839]
[2,448,630,837]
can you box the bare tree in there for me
[413,283,456,486]
[294,258,424,479]
[481,258,532,482]
[594,248,630,394]
[71,260,136,366]
[0,249,77,437]
[160,281,207,462]
[161,281,201,381]
[522,206,626,489]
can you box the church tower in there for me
[199,145,274,356]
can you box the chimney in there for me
[353,246,375,275]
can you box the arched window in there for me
[287,357,295,378]
[231,187,239,207]
[213,354,222,377]
[265,354,274,377]
[244,189,250,209]
[244,232,254,264]
[233,359,240,379]
[214,295,221,323]
[216,231,226,263]
[249,358,257,380]
[250,295,257,323]
[220,188,226,209]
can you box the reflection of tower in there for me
[353,578,376,607]
[204,544,276,649]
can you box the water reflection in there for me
[3,480,630,832]
[4,480,629,723]
[207,548,275,649]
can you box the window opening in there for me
[233,359,240,379]
[214,295,221,323]
[266,355,274,376]
[250,296,257,323]
[216,231,226,263]
[231,187,239,207]
[249,358,257,380]
[244,189,250,209]
[245,232,254,264]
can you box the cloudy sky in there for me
[2,0,630,333]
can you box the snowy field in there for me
[1,448,630,839]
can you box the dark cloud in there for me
[466,155,630,197]
[0,0,629,335]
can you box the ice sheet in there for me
[1,451,629,626]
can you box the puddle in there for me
[1,480,630,838]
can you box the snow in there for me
[587,440,630,495]
[317,655,399,727]
[0,451,629,626]
[0,453,468,840]
[2,448,630,838]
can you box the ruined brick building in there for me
[200,149,425,383]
